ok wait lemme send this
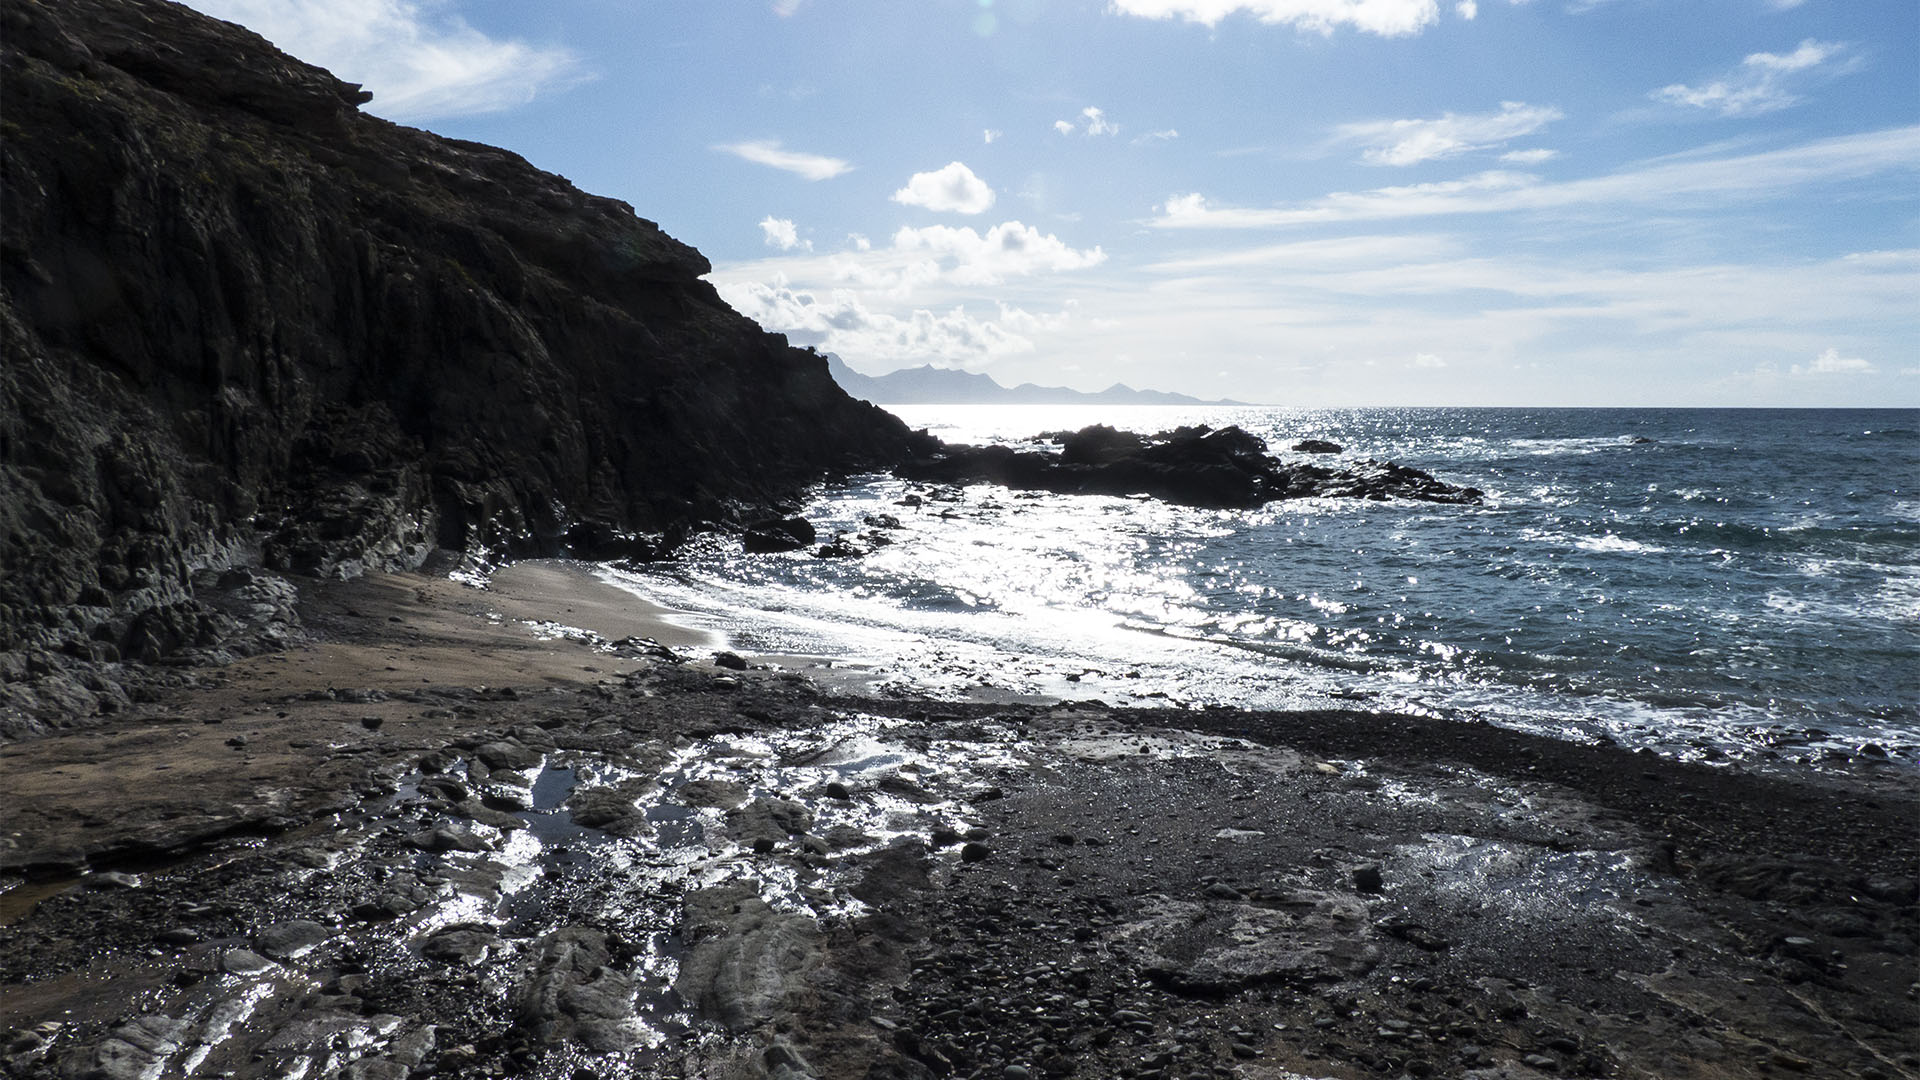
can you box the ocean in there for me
[607,406,1918,767]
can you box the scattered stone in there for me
[713,651,748,671]
[404,825,491,853]
[257,919,332,960]
[222,949,278,975]
[675,778,750,810]
[960,842,992,863]
[420,925,501,966]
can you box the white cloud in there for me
[1455,0,1477,18]
[1109,0,1441,37]
[1135,129,1182,144]
[848,233,872,251]
[759,216,806,251]
[1333,101,1563,166]
[1055,106,1120,137]
[715,140,853,180]
[180,0,581,122]
[771,0,805,14]
[1412,353,1448,368]
[718,278,1052,367]
[892,161,997,214]
[984,128,1003,144]
[1500,148,1559,164]
[1768,0,1807,9]
[1792,347,1874,375]
[1653,40,1851,117]
[1153,125,1920,228]
[890,221,1107,283]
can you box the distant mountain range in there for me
[826,355,1249,406]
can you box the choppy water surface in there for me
[611,407,1918,765]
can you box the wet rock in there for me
[1111,892,1378,993]
[84,871,139,890]
[514,922,641,1045]
[420,925,500,966]
[677,886,824,1032]
[79,1015,189,1080]
[675,778,751,810]
[898,424,1480,509]
[568,780,655,835]
[473,739,543,771]
[221,948,278,975]
[726,796,814,848]
[405,825,492,853]
[1292,439,1343,454]
[744,518,817,554]
[960,842,992,863]
[713,651,749,670]
[256,918,332,960]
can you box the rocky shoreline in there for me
[2,564,1914,1080]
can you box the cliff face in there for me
[0,0,916,684]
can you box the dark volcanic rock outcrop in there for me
[0,0,916,717]
[898,424,1482,509]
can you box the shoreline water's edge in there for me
[1,566,1914,1079]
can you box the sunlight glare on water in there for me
[609,405,1920,766]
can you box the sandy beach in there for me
[2,562,1916,1080]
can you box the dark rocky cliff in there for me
[0,0,916,725]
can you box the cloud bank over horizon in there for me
[191,0,1919,406]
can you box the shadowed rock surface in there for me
[0,0,918,733]
[897,424,1483,509]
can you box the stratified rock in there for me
[0,0,921,733]
[897,424,1480,509]
[676,885,824,1033]
[1111,892,1379,993]
[256,919,332,960]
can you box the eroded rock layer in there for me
[0,0,913,678]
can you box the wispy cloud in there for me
[1653,39,1853,117]
[1055,106,1119,137]
[1109,0,1441,37]
[1332,102,1563,166]
[892,162,997,214]
[759,216,807,251]
[1792,347,1874,375]
[180,0,581,122]
[890,221,1106,283]
[715,140,853,180]
[1500,148,1559,164]
[1153,125,1920,227]
[719,278,1058,368]
[983,128,1003,144]
[1455,0,1477,19]
[1134,129,1181,145]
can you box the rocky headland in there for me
[897,425,1482,509]
[0,0,921,737]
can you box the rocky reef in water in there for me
[897,424,1484,509]
[0,0,919,728]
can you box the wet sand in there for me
[1,563,1915,1080]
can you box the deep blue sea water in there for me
[610,406,1918,767]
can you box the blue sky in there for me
[184,0,1917,405]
